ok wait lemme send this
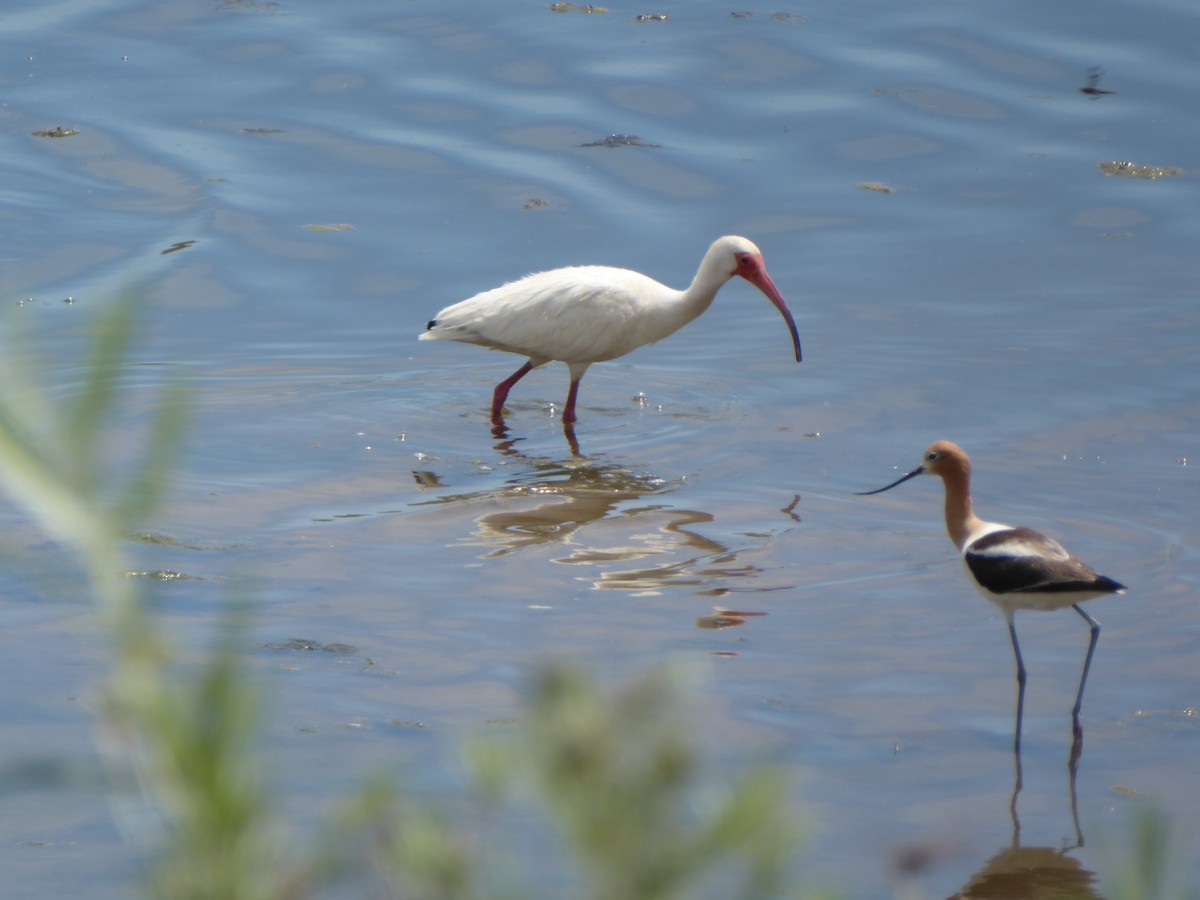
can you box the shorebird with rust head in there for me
[420,236,802,429]
[859,440,1126,753]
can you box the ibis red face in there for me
[734,252,802,362]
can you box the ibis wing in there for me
[422,266,661,362]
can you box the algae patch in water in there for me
[579,134,661,148]
[123,569,202,581]
[1098,161,1183,179]
[694,607,767,630]
[260,638,359,654]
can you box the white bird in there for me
[859,440,1126,751]
[420,236,802,425]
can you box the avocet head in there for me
[857,440,971,495]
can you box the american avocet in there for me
[859,440,1126,751]
[420,236,802,426]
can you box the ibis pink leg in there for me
[563,378,582,424]
[492,360,535,423]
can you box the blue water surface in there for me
[1,0,1197,896]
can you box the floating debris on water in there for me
[695,607,767,630]
[122,569,202,581]
[635,12,669,21]
[1098,160,1182,179]
[857,181,896,193]
[1080,67,1116,97]
[523,197,551,210]
[548,2,607,11]
[127,531,236,551]
[261,638,358,654]
[161,240,196,255]
[32,126,79,138]
[241,127,283,135]
[579,133,661,148]
[304,223,354,233]
[781,495,802,522]
[729,10,804,24]
[412,470,443,488]
[217,0,283,11]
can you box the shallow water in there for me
[2,0,1198,896]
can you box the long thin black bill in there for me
[856,465,925,496]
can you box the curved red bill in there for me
[736,255,802,362]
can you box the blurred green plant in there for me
[0,298,283,899]
[0,297,812,899]
[469,665,804,900]
[1105,806,1198,900]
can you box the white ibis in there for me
[859,440,1126,752]
[419,236,802,424]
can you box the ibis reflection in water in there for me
[411,436,777,596]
